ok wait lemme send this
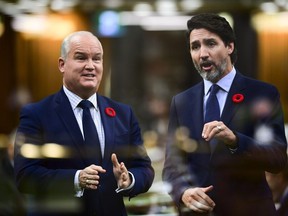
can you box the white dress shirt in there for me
[63,86,134,197]
[203,67,237,153]
[203,67,236,117]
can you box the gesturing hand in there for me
[111,153,131,189]
[79,164,106,190]
[182,186,215,213]
[202,121,237,148]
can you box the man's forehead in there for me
[190,29,220,41]
[70,42,102,54]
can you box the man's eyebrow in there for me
[203,38,217,42]
[74,51,86,55]
[191,40,200,45]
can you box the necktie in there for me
[205,84,221,123]
[78,100,102,164]
[204,84,221,153]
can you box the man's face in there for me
[58,34,103,99]
[189,28,234,83]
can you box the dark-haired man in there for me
[163,13,287,216]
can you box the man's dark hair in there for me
[186,13,238,65]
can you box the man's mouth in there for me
[82,74,96,78]
[200,61,214,71]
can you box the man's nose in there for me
[85,59,95,69]
[199,47,209,59]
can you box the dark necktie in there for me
[204,84,221,153]
[205,84,221,123]
[78,100,102,164]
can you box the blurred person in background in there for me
[266,166,288,216]
[14,31,154,216]
[162,13,287,216]
[0,133,26,215]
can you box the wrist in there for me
[226,131,239,149]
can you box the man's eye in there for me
[208,42,216,47]
[191,45,200,51]
[75,55,86,60]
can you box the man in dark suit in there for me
[14,31,154,216]
[266,163,288,216]
[162,13,287,216]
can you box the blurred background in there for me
[0,0,288,215]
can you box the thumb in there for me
[203,185,214,193]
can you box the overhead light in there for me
[155,0,179,16]
[12,14,47,35]
[259,2,279,13]
[180,0,203,12]
[275,0,286,7]
[252,12,288,32]
[12,13,77,39]
[120,11,190,31]
[17,0,49,14]
[97,10,122,37]
[51,0,79,11]
[102,0,123,9]
[140,15,190,31]
[133,2,153,16]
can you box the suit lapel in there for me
[189,83,205,138]
[97,95,115,165]
[54,89,89,165]
[221,73,246,126]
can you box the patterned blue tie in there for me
[78,100,102,164]
[205,84,221,123]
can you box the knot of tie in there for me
[78,100,94,109]
[210,84,220,96]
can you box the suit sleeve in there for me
[14,105,77,197]
[233,86,287,173]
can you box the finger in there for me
[86,179,99,186]
[189,200,214,213]
[111,153,120,168]
[121,172,128,181]
[199,186,215,207]
[89,164,106,173]
[120,162,128,172]
[202,185,214,193]
[86,180,98,190]
[202,121,218,139]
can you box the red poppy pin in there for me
[232,94,244,103]
[105,107,116,117]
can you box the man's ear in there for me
[58,57,65,73]
[227,42,234,54]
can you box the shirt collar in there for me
[204,67,236,95]
[63,86,98,111]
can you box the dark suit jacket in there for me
[14,88,154,216]
[163,72,287,216]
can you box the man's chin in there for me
[200,71,221,83]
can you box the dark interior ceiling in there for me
[0,0,279,15]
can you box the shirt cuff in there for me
[115,171,135,193]
[74,170,84,197]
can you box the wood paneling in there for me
[257,31,288,122]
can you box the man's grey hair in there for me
[60,31,97,60]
